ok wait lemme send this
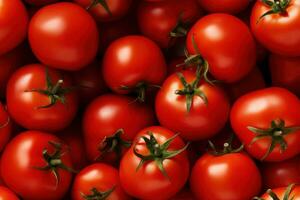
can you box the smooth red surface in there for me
[0,186,19,200]
[0,103,11,152]
[198,0,249,14]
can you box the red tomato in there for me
[231,87,300,161]
[6,64,78,132]
[186,13,256,83]
[0,103,12,153]
[120,126,189,200]
[28,2,99,71]
[0,0,28,55]
[83,94,155,164]
[72,163,131,200]
[102,35,167,101]
[74,0,133,22]
[24,0,59,5]
[198,0,249,14]
[269,54,300,96]
[0,186,19,200]
[137,0,202,48]
[155,71,230,141]
[259,185,300,200]
[1,131,74,200]
[251,0,300,56]
[190,148,262,200]
[261,156,300,189]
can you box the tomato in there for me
[24,0,59,5]
[0,103,11,153]
[198,0,249,14]
[72,163,131,200]
[190,144,262,200]
[155,71,230,141]
[0,186,19,200]
[1,131,74,200]
[83,94,155,164]
[28,2,99,71]
[6,64,78,132]
[258,184,300,200]
[0,0,28,55]
[230,87,300,161]
[74,0,133,22]
[186,13,256,83]
[261,156,300,189]
[251,0,300,57]
[102,35,167,101]
[119,126,189,200]
[137,0,202,48]
[269,54,300,96]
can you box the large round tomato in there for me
[231,87,300,161]
[137,0,202,48]
[1,131,74,200]
[251,0,300,56]
[0,103,12,152]
[0,0,28,55]
[190,150,262,200]
[24,0,59,5]
[0,186,19,200]
[198,0,249,14]
[6,64,78,132]
[155,71,230,141]
[259,185,300,200]
[28,2,99,71]
[119,126,189,200]
[186,13,256,83]
[83,94,155,164]
[72,163,131,200]
[269,54,300,96]
[102,35,167,101]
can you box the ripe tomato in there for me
[258,184,300,200]
[261,156,300,189]
[251,0,300,56]
[155,71,230,141]
[0,0,28,55]
[0,103,12,152]
[190,144,262,200]
[119,126,189,200]
[269,54,300,96]
[230,87,300,161]
[198,0,249,14]
[186,13,256,83]
[83,94,155,164]
[137,0,202,48]
[74,0,133,22]
[0,186,19,200]
[102,35,167,101]
[72,163,131,200]
[28,2,99,71]
[1,131,74,200]
[6,64,78,132]
[24,0,59,5]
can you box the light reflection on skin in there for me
[208,163,228,177]
[117,46,132,65]
[17,139,32,168]
[203,24,223,41]
[98,105,118,121]
[41,17,65,35]
[16,73,33,103]
[82,169,103,181]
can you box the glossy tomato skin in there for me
[29,2,99,71]
[251,0,300,56]
[83,94,155,163]
[190,152,262,200]
[230,87,300,161]
[138,0,202,48]
[0,103,12,153]
[74,0,133,22]
[198,0,249,14]
[72,163,131,200]
[155,71,230,141]
[269,54,300,96]
[102,35,167,94]
[260,186,300,199]
[0,0,28,55]
[6,64,78,132]
[261,156,300,189]
[24,0,59,5]
[186,14,256,83]
[0,186,19,200]
[120,126,189,200]
[1,131,73,200]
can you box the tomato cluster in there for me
[0,0,300,200]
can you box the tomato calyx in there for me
[24,68,74,109]
[248,119,300,160]
[254,183,295,200]
[257,0,290,23]
[133,132,189,178]
[81,186,115,200]
[95,129,131,161]
[86,0,112,16]
[34,141,77,187]
[120,82,160,102]
[208,135,244,156]
[175,72,208,112]
[169,13,189,38]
